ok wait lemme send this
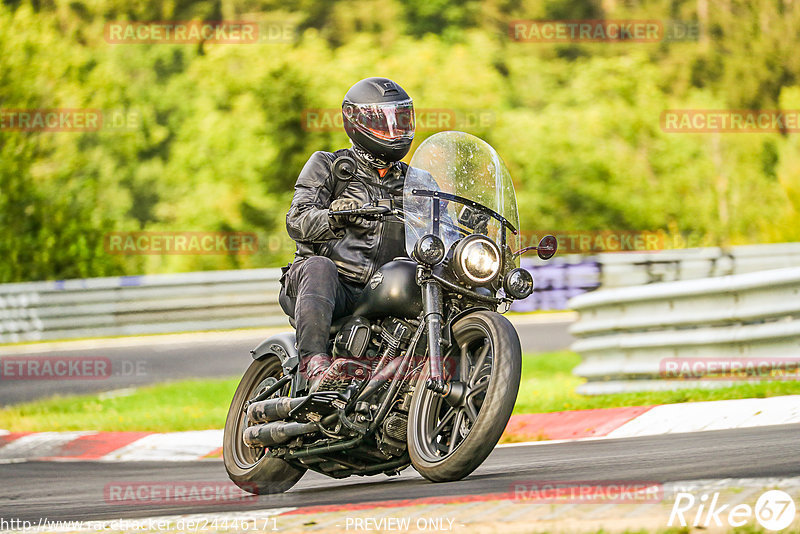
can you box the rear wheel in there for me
[223,356,306,494]
[407,310,521,482]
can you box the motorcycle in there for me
[223,131,557,494]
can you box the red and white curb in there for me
[0,429,223,463]
[15,477,800,533]
[506,394,800,441]
[2,396,799,463]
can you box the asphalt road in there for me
[2,425,798,522]
[0,316,574,406]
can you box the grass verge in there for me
[0,378,238,433]
[2,352,800,432]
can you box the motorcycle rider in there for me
[279,77,415,391]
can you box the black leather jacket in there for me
[286,148,407,286]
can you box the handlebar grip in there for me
[330,206,391,216]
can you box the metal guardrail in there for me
[513,242,800,311]
[2,242,800,344]
[569,266,800,394]
[594,242,800,287]
[0,269,286,343]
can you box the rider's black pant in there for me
[278,256,363,371]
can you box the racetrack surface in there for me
[0,315,574,406]
[2,424,798,523]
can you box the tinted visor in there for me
[343,99,415,141]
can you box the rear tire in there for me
[407,310,521,482]
[223,356,306,495]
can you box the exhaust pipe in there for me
[243,421,318,448]
[247,396,307,424]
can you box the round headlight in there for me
[413,234,446,265]
[503,268,534,300]
[452,235,501,285]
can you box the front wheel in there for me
[223,356,306,494]
[407,310,521,482]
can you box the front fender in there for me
[443,306,491,347]
[249,332,307,393]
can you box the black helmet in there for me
[342,77,415,163]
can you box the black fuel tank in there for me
[353,259,422,319]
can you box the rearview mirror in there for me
[332,156,356,182]
[537,235,558,260]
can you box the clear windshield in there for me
[404,131,521,269]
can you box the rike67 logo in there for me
[669,490,796,531]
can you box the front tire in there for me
[407,310,521,482]
[223,356,306,494]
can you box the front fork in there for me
[420,280,460,397]
[419,273,469,405]
[422,279,448,395]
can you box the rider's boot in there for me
[305,353,333,393]
[307,354,370,393]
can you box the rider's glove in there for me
[328,198,364,228]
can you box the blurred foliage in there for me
[1,0,799,282]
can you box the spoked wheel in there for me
[408,310,521,482]
[223,356,306,494]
